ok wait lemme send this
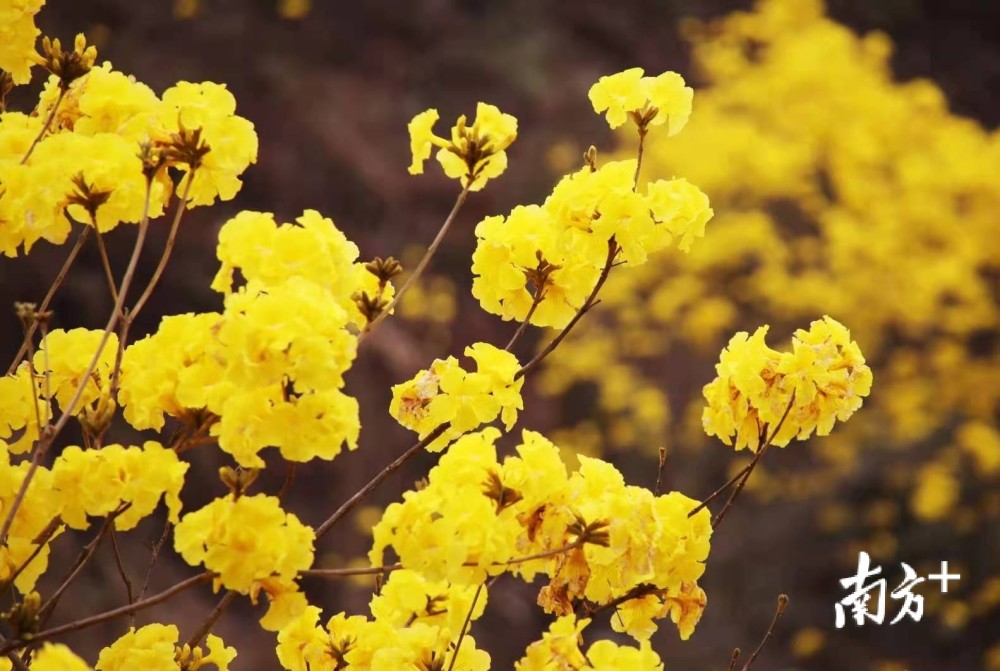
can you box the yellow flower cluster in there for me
[0,47,257,255]
[0,440,185,593]
[0,366,47,454]
[52,441,187,530]
[0,0,43,84]
[408,102,517,191]
[370,428,712,641]
[703,316,872,451]
[470,73,711,329]
[0,643,89,671]
[173,494,313,630]
[0,449,62,593]
[277,596,491,671]
[95,624,235,671]
[588,67,693,134]
[119,210,376,467]
[389,343,524,450]
[0,1,819,665]
[32,328,116,418]
[515,615,664,671]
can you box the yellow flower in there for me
[389,343,523,450]
[0,366,48,455]
[0,457,62,593]
[407,108,440,175]
[173,493,313,597]
[406,102,517,191]
[52,442,188,531]
[515,614,590,671]
[158,81,258,206]
[31,643,91,671]
[33,328,117,415]
[702,316,873,451]
[645,177,714,252]
[588,68,693,133]
[117,312,223,431]
[96,624,235,671]
[586,639,664,671]
[0,0,44,84]
[587,67,646,129]
[471,206,600,329]
[95,624,178,671]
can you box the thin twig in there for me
[301,564,403,579]
[581,583,662,618]
[20,88,65,165]
[93,227,120,305]
[34,182,152,439]
[503,288,544,352]
[632,127,647,191]
[0,185,153,546]
[687,462,753,519]
[314,422,450,540]
[36,505,130,626]
[135,519,173,628]
[361,184,471,340]
[515,238,618,381]
[0,572,214,655]
[741,595,788,671]
[0,636,28,671]
[303,539,585,579]
[108,526,134,610]
[7,226,90,375]
[277,462,297,501]
[184,590,237,651]
[129,175,194,321]
[108,308,131,398]
[2,520,63,590]
[654,446,667,496]
[711,394,796,531]
[727,648,741,671]
[446,581,484,671]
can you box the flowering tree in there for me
[0,2,872,669]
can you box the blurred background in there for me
[1,0,999,669]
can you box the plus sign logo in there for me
[928,561,961,593]
[835,552,961,628]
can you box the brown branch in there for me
[7,226,91,375]
[503,288,544,353]
[277,462,297,501]
[93,227,120,305]
[446,581,484,671]
[0,636,28,671]
[741,595,788,671]
[654,446,667,496]
[515,238,618,381]
[314,422,450,540]
[36,505,130,627]
[301,563,402,579]
[687,462,753,519]
[711,394,796,531]
[129,175,195,321]
[1,185,153,546]
[633,126,647,191]
[2,519,62,590]
[184,590,237,652]
[0,572,214,655]
[20,88,65,165]
[304,538,586,580]
[361,184,471,340]
[108,526,134,612]
[727,648,741,671]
